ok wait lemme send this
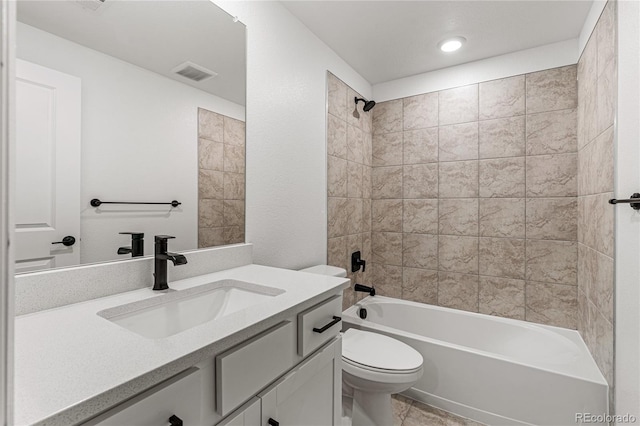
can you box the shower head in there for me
[354,97,376,113]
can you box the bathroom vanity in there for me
[13,245,349,426]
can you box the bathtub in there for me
[342,296,608,426]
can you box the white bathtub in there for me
[342,296,608,426]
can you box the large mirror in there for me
[14,0,246,273]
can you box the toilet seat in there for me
[342,329,423,373]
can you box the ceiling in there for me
[281,1,593,85]
[17,0,246,106]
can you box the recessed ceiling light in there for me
[439,37,466,53]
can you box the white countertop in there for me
[14,264,349,426]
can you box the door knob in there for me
[51,236,76,247]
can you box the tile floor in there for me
[392,395,486,426]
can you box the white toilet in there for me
[299,265,424,426]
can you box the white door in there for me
[615,0,640,419]
[14,59,81,273]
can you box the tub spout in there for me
[354,283,375,296]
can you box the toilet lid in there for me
[342,329,423,371]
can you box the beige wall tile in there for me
[403,200,438,234]
[479,75,525,120]
[597,61,616,135]
[327,197,347,238]
[439,122,479,162]
[199,227,225,248]
[526,240,577,285]
[362,199,372,233]
[199,139,223,171]
[403,233,438,269]
[327,72,347,119]
[223,116,245,147]
[526,65,577,114]
[371,199,403,232]
[403,93,438,130]
[346,198,363,234]
[362,166,372,199]
[526,153,577,197]
[578,243,596,298]
[223,226,244,245]
[438,272,479,312]
[373,100,403,134]
[595,192,614,257]
[479,116,525,159]
[579,127,614,195]
[372,166,402,199]
[479,198,525,238]
[199,169,224,199]
[223,144,245,173]
[327,236,347,271]
[479,157,525,198]
[578,37,598,149]
[223,200,245,227]
[347,125,364,164]
[347,162,363,199]
[525,282,577,329]
[479,276,525,320]
[438,84,479,125]
[593,250,614,324]
[327,155,347,197]
[526,198,578,241]
[223,172,245,200]
[373,132,403,166]
[198,108,223,142]
[363,132,373,166]
[591,307,614,385]
[438,161,478,198]
[371,232,403,266]
[596,0,616,77]
[327,114,347,159]
[370,263,403,298]
[526,109,577,155]
[199,199,224,228]
[479,237,526,279]
[438,198,478,236]
[404,164,439,198]
[403,128,438,164]
[402,268,438,304]
[438,235,479,274]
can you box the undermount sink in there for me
[98,279,285,338]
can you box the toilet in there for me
[299,265,424,426]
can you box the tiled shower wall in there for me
[368,66,579,329]
[326,72,373,310]
[198,108,246,248]
[577,0,616,405]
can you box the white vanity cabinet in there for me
[82,294,343,426]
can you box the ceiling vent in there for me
[172,62,218,83]
[74,0,107,12]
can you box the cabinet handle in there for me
[168,414,183,426]
[313,316,341,333]
[268,418,279,426]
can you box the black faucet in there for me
[118,232,144,257]
[354,283,375,296]
[153,235,187,291]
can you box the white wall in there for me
[16,22,244,264]
[615,0,640,420]
[213,1,371,269]
[373,38,579,102]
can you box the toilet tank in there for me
[299,265,347,278]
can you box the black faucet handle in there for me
[155,235,176,242]
[120,232,144,240]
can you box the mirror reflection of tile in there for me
[198,108,246,248]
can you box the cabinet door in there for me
[260,337,341,426]
[216,398,260,426]
[85,368,201,426]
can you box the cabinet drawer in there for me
[297,295,342,357]
[216,321,296,416]
[84,368,201,426]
